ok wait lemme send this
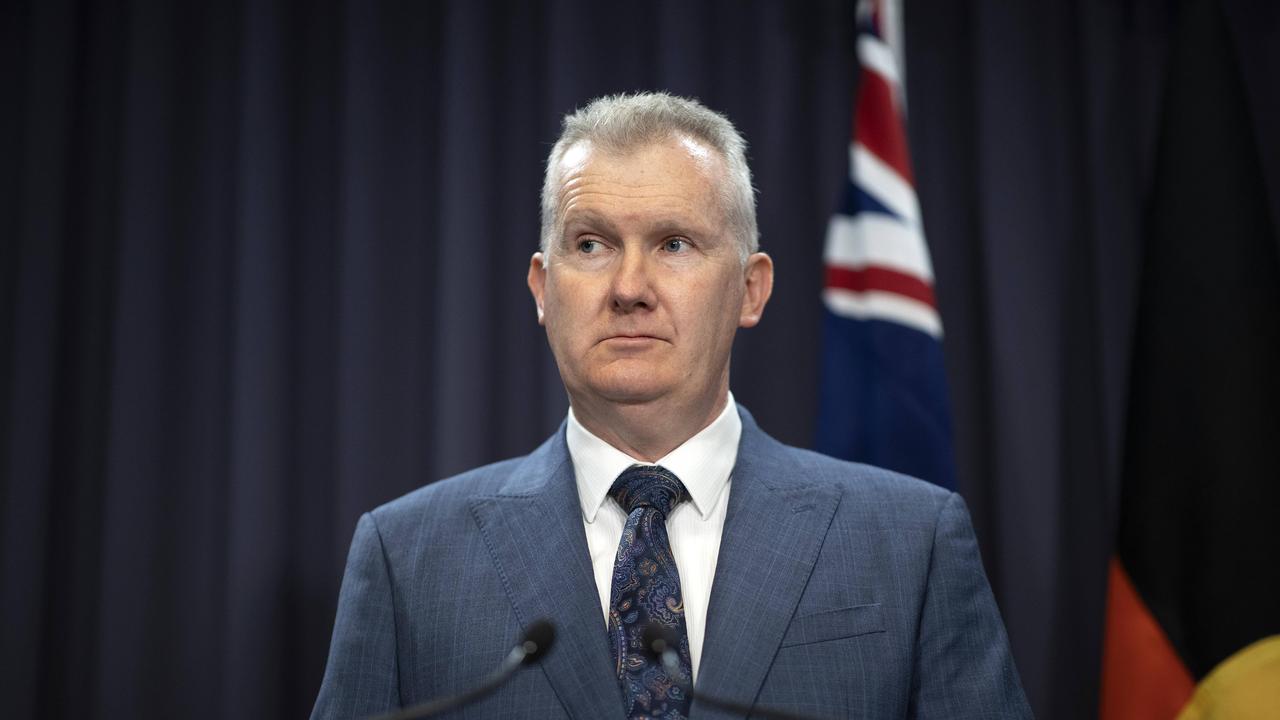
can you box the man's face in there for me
[527,136,772,414]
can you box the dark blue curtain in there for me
[2,1,1276,718]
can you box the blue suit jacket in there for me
[313,408,1030,718]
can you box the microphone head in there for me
[641,623,679,660]
[520,620,555,664]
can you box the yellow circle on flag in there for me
[1177,635,1280,720]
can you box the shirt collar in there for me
[567,393,742,523]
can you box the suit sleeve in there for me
[312,512,402,719]
[910,492,1032,719]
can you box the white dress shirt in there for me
[566,394,741,682]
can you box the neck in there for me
[570,388,730,462]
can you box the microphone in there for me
[370,620,556,720]
[641,624,824,720]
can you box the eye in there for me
[663,237,690,253]
[578,238,601,254]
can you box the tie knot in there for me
[609,465,687,516]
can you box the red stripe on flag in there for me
[854,68,914,184]
[866,0,884,37]
[825,265,936,307]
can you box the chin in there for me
[594,384,670,406]
[579,370,675,407]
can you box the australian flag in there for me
[816,0,955,488]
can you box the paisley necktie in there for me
[607,464,694,720]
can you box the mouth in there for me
[599,334,667,347]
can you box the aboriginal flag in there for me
[1099,0,1280,717]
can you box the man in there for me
[313,93,1030,719]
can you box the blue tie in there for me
[607,464,694,720]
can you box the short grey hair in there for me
[539,92,758,262]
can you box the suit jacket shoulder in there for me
[765,437,954,511]
[697,409,1030,718]
[313,426,626,719]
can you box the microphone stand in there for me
[368,621,555,720]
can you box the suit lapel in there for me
[696,411,843,715]
[468,428,626,720]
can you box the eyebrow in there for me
[560,210,620,238]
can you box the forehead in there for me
[553,136,727,231]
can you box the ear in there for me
[527,252,548,325]
[738,252,774,328]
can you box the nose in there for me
[609,247,657,313]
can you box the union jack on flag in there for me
[816,0,955,488]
